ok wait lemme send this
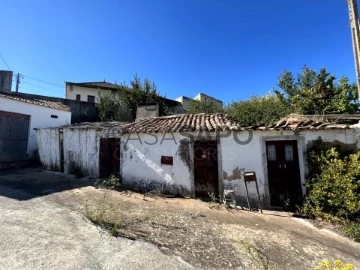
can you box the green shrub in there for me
[341,219,360,242]
[302,149,360,221]
[95,175,122,190]
[314,259,354,270]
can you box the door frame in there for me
[190,135,222,198]
[261,135,307,207]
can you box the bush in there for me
[227,95,292,126]
[95,175,122,190]
[302,149,360,221]
[314,259,354,270]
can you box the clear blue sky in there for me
[0,0,357,104]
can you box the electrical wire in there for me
[0,53,10,70]
[21,74,63,88]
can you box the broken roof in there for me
[123,113,359,133]
[0,91,71,112]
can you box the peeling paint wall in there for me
[63,128,100,178]
[121,132,192,195]
[220,128,360,207]
[36,128,61,171]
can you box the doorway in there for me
[194,140,219,197]
[266,140,302,207]
[99,138,120,178]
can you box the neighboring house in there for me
[120,113,360,207]
[37,122,126,177]
[66,81,122,103]
[66,81,183,115]
[1,91,98,124]
[0,92,71,167]
[175,93,223,111]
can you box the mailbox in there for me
[244,171,257,182]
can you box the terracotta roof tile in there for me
[123,113,355,133]
[0,93,71,112]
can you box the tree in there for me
[275,66,359,114]
[96,92,132,122]
[226,95,292,126]
[96,75,169,121]
[186,99,224,114]
[117,75,169,120]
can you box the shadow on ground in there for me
[0,167,94,201]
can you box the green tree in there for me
[275,66,359,114]
[96,75,169,121]
[186,99,224,114]
[118,75,169,120]
[96,91,132,122]
[226,95,292,126]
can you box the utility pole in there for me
[347,0,360,97]
[15,73,20,93]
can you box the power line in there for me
[22,81,61,91]
[21,74,63,88]
[0,53,11,70]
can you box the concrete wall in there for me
[220,129,359,207]
[66,84,104,103]
[63,128,100,178]
[121,132,192,195]
[36,128,61,171]
[0,97,71,159]
[121,128,359,206]
[193,93,223,107]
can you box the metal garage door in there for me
[0,110,30,162]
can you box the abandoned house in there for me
[37,122,126,178]
[120,113,360,207]
[0,91,71,169]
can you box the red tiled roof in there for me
[122,113,354,133]
[0,92,71,112]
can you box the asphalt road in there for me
[0,185,192,270]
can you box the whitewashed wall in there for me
[121,132,192,195]
[63,128,100,177]
[66,85,103,103]
[36,128,61,171]
[0,97,71,159]
[220,128,359,206]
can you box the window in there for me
[267,145,276,161]
[76,94,81,101]
[285,145,294,161]
[87,95,95,103]
[51,115,58,118]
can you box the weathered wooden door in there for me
[266,140,302,206]
[194,140,219,197]
[0,110,30,162]
[99,138,120,178]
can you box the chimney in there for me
[0,70,13,92]
[136,103,159,121]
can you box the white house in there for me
[0,92,71,164]
[120,113,360,208]
[175,93,223,111]
[37,122,126,177]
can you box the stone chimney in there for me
[136,103,159,121]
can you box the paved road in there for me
[0,185,192,270]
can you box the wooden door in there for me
[0,110,30,162]
[266,140,302,207]
[99,138,120,178]
[194,140,219,197]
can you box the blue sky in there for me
[0,0,357,104]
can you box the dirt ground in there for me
[1,168,360,269]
